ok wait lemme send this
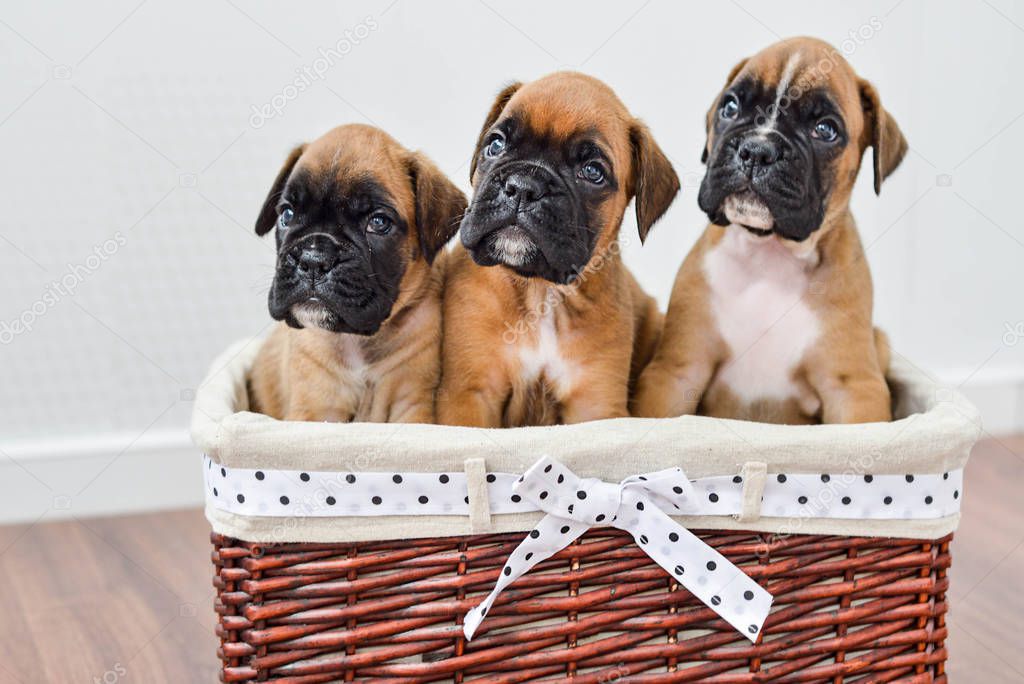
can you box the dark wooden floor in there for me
[0,436,1021,683]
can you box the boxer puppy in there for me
[438,72,679,427]
[248,124,466,422]
[635,37,904,424]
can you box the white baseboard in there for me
[0,429,202,525]
[935,365,1024,437]
[1,369,1020,525]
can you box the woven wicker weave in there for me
[212,529,950,683]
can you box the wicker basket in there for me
[195,340,977,683]
[212,529,951,683]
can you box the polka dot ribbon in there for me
[462,455,773,643]
[204,455,963,522]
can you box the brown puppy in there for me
[249,124,466,422]
[635,38,905,424]
[438,72,679,427]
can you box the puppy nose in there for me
[294,246,338,279]
[502,173,546,206]
[737,138,781,167]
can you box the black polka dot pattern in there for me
[760,469,963,521]
[204,457,963,530]
[203,455,963,646]
[203,462,541,517]
[458,457,773,645]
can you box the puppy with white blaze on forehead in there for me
[635,37,906,425]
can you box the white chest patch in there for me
[703,227,821,407]
[334,334,372,395]
[517,305,576,397]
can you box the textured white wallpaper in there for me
[0,1,1022,519]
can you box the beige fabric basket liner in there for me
[193,338,981,543]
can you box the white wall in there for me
[1,0,1022,522]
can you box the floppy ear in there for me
[859,79,907,195]
[255,144,305,236]
[702,57,749,164]
[409,152,468,264]
[630,122,680,243]
[469,81,522,181]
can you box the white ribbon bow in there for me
[463,456,773,642]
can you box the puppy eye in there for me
[484,135,506,158]
[579,161,606,184]
[278,206,294,227]
[812,118,840,142]
[720,94,740,120]
[367,213,393,235]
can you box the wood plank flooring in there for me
[0,436,1021,683]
